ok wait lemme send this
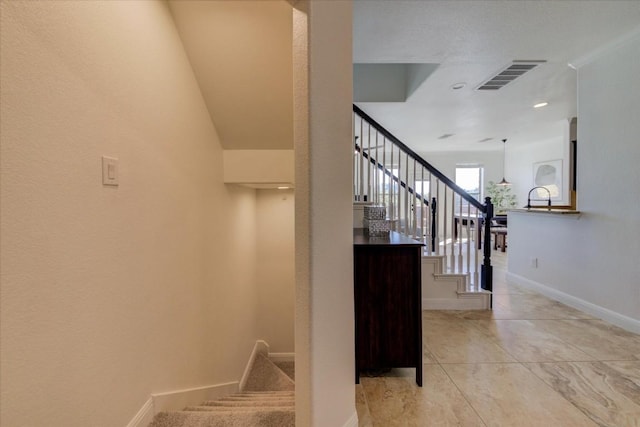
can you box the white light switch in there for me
[102,156,119,186]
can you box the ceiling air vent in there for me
[476,60,546,91]
[438,133,455,140]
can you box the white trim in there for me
[268,352,295,362]
[239,340,269,392]
[126,398,154,427]
[343,411,359,427]
[569,25,640,69]
[151,381,239,413]
[507,272,640,334]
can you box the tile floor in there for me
[356,259,640,426]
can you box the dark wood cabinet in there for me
[354,229,424,386]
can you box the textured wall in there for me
[0,1,260,425]
[293,1,356,426]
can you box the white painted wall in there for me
[0,2,264,425]
[420,135,570,210]
[506,121,571,207]
[256,189,295,353]
[419,150,503,197]
[293,1,356,426]
[508,33,640,330]
[223,150,294,186]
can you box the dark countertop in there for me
[353,228,425,247]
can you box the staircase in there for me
[421,254,491,310]
[149,354,295,427]
[353,105,494,310]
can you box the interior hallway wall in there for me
[0,1,261,425]
[507,33,640,331]
[293,1,356,426]
[256,189,295,353]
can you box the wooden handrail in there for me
[353,105,485,211]
[353,104,493,294]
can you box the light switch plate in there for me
[102,156,119,186]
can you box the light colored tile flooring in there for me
[356,255,640,426]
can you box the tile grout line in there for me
[437,359,490,427]
[363,260,640,425]
[519,360,605,426]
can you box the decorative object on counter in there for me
[497,138,511,186]
[486,180,517,214]
[363,205,391,237]
[363,205,385,220]
[526,186,552,209]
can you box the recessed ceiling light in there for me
[451,82,466,90]
[534,102,548,108]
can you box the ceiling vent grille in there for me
[476,60,546,91]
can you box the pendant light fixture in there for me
[498,138,511,186]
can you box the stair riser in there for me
[422,255,490,309]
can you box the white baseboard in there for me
[240,340,269,391]
[507,272,640,334]
[126,398,154,427]
[268,352,295,362]
[151,381,239,413]
[343,411,359,427]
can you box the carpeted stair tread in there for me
[216,398,293,403]
[149,410,294,427]
[222,393,294,399]
[241,391,294,396]
[201,400,294,408]
[210,399,294,405]
[184,406,294,412]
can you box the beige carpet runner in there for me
[149,355,294,426]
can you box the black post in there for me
[481,197,494,306]
[430,197,437,252]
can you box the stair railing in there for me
[353,105,493,292]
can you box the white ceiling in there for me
[168,1,640,154]
[353,0,640,153]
